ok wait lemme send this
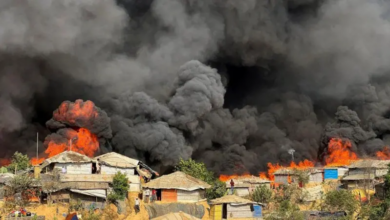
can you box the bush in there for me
[251,185,272,204]
[69,199,83,212]
[322,189,358,217]
[175,159,225,200]
[109,172,129,202]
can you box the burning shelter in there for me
[274,168,324,186]
[225,176,271,197]
[341,160,390,190]
[209,195,264,219]
[324,166,349,180]
[143,171,211,203]
[38,151,95,175]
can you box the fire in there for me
[45,128,99,158]
[376,146,390,160]
[31,158,45,166]
[219,173,252,182]
[0,159,11,166]
[325,138,357,166]
[53,100,98,124]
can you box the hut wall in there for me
[338,168,349,177]
[54,163,91,174]
[349,169,374,176]
[375,184,385,199]
[128,175,141,192]
[235,188,250,197]
[162,189,177,202]
[375,168,388,177]
[324,169,338,180]
[177,189,205,202]
[70,191,106,209]
[100,165,135,175]
[274,175,289,184]
[309,172,323,183]
[210,204,222,220]
[49,190,70,202]
[227,204,253,218]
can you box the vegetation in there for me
[69,199,83,212]
[5,174,38,206]
[251,185,272,204]
[175,158,225,200]
[265,200,304,220]
[292,169,310,185]
[7,152,31,173]
[108,172,129,202]
[322,189,358,218]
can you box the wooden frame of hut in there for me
[143,171,211,203]
[210,195,264,219]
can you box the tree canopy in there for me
[108,172,129,202]
[322,189,358,217]
[175,158,225,200]
[7,152,31,173]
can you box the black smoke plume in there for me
[2,0,390,174]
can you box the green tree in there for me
[108,172,129,202]
[251,185,272,204]
[175,158,225,200]
[7,152,31,173]
[322,189,358,218]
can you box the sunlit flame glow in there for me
[325,138,357,167]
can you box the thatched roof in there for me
[348,160,390,169]
[40,151,94,170]
[95,152,139,168]
[151,212,201,220]
[210,195,256,205]
[42,181,109,193]
[225,176,270,188]
[143,171,211,191]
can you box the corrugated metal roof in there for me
[348,160,390,169]
[95,152,139,168]
[40,151,94,170]
[151,212,201,220]
[342,174,375,180]
[143,171,211,191]
[210,195,256,205]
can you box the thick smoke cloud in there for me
[2,0,390,174]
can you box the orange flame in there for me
[31,158,45,166]
[54,100,98,124]
[376,146,390,160]
[325,138,357,167]
[45,128,99,158]
[219,173,252,182]
[0,159,11,166]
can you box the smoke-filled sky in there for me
[2,0,390,174]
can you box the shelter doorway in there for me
[156,189,162,201]
[222,204,227,219]
[92,163,97,174]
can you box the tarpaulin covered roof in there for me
[210,195,258,205]
[151,212,201,220]
[40,151,94,169]
[0,173,14,184]
[42,182,110,193]
[95,152,139,168]
[70,189,106,199]
[143,171,211,191]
